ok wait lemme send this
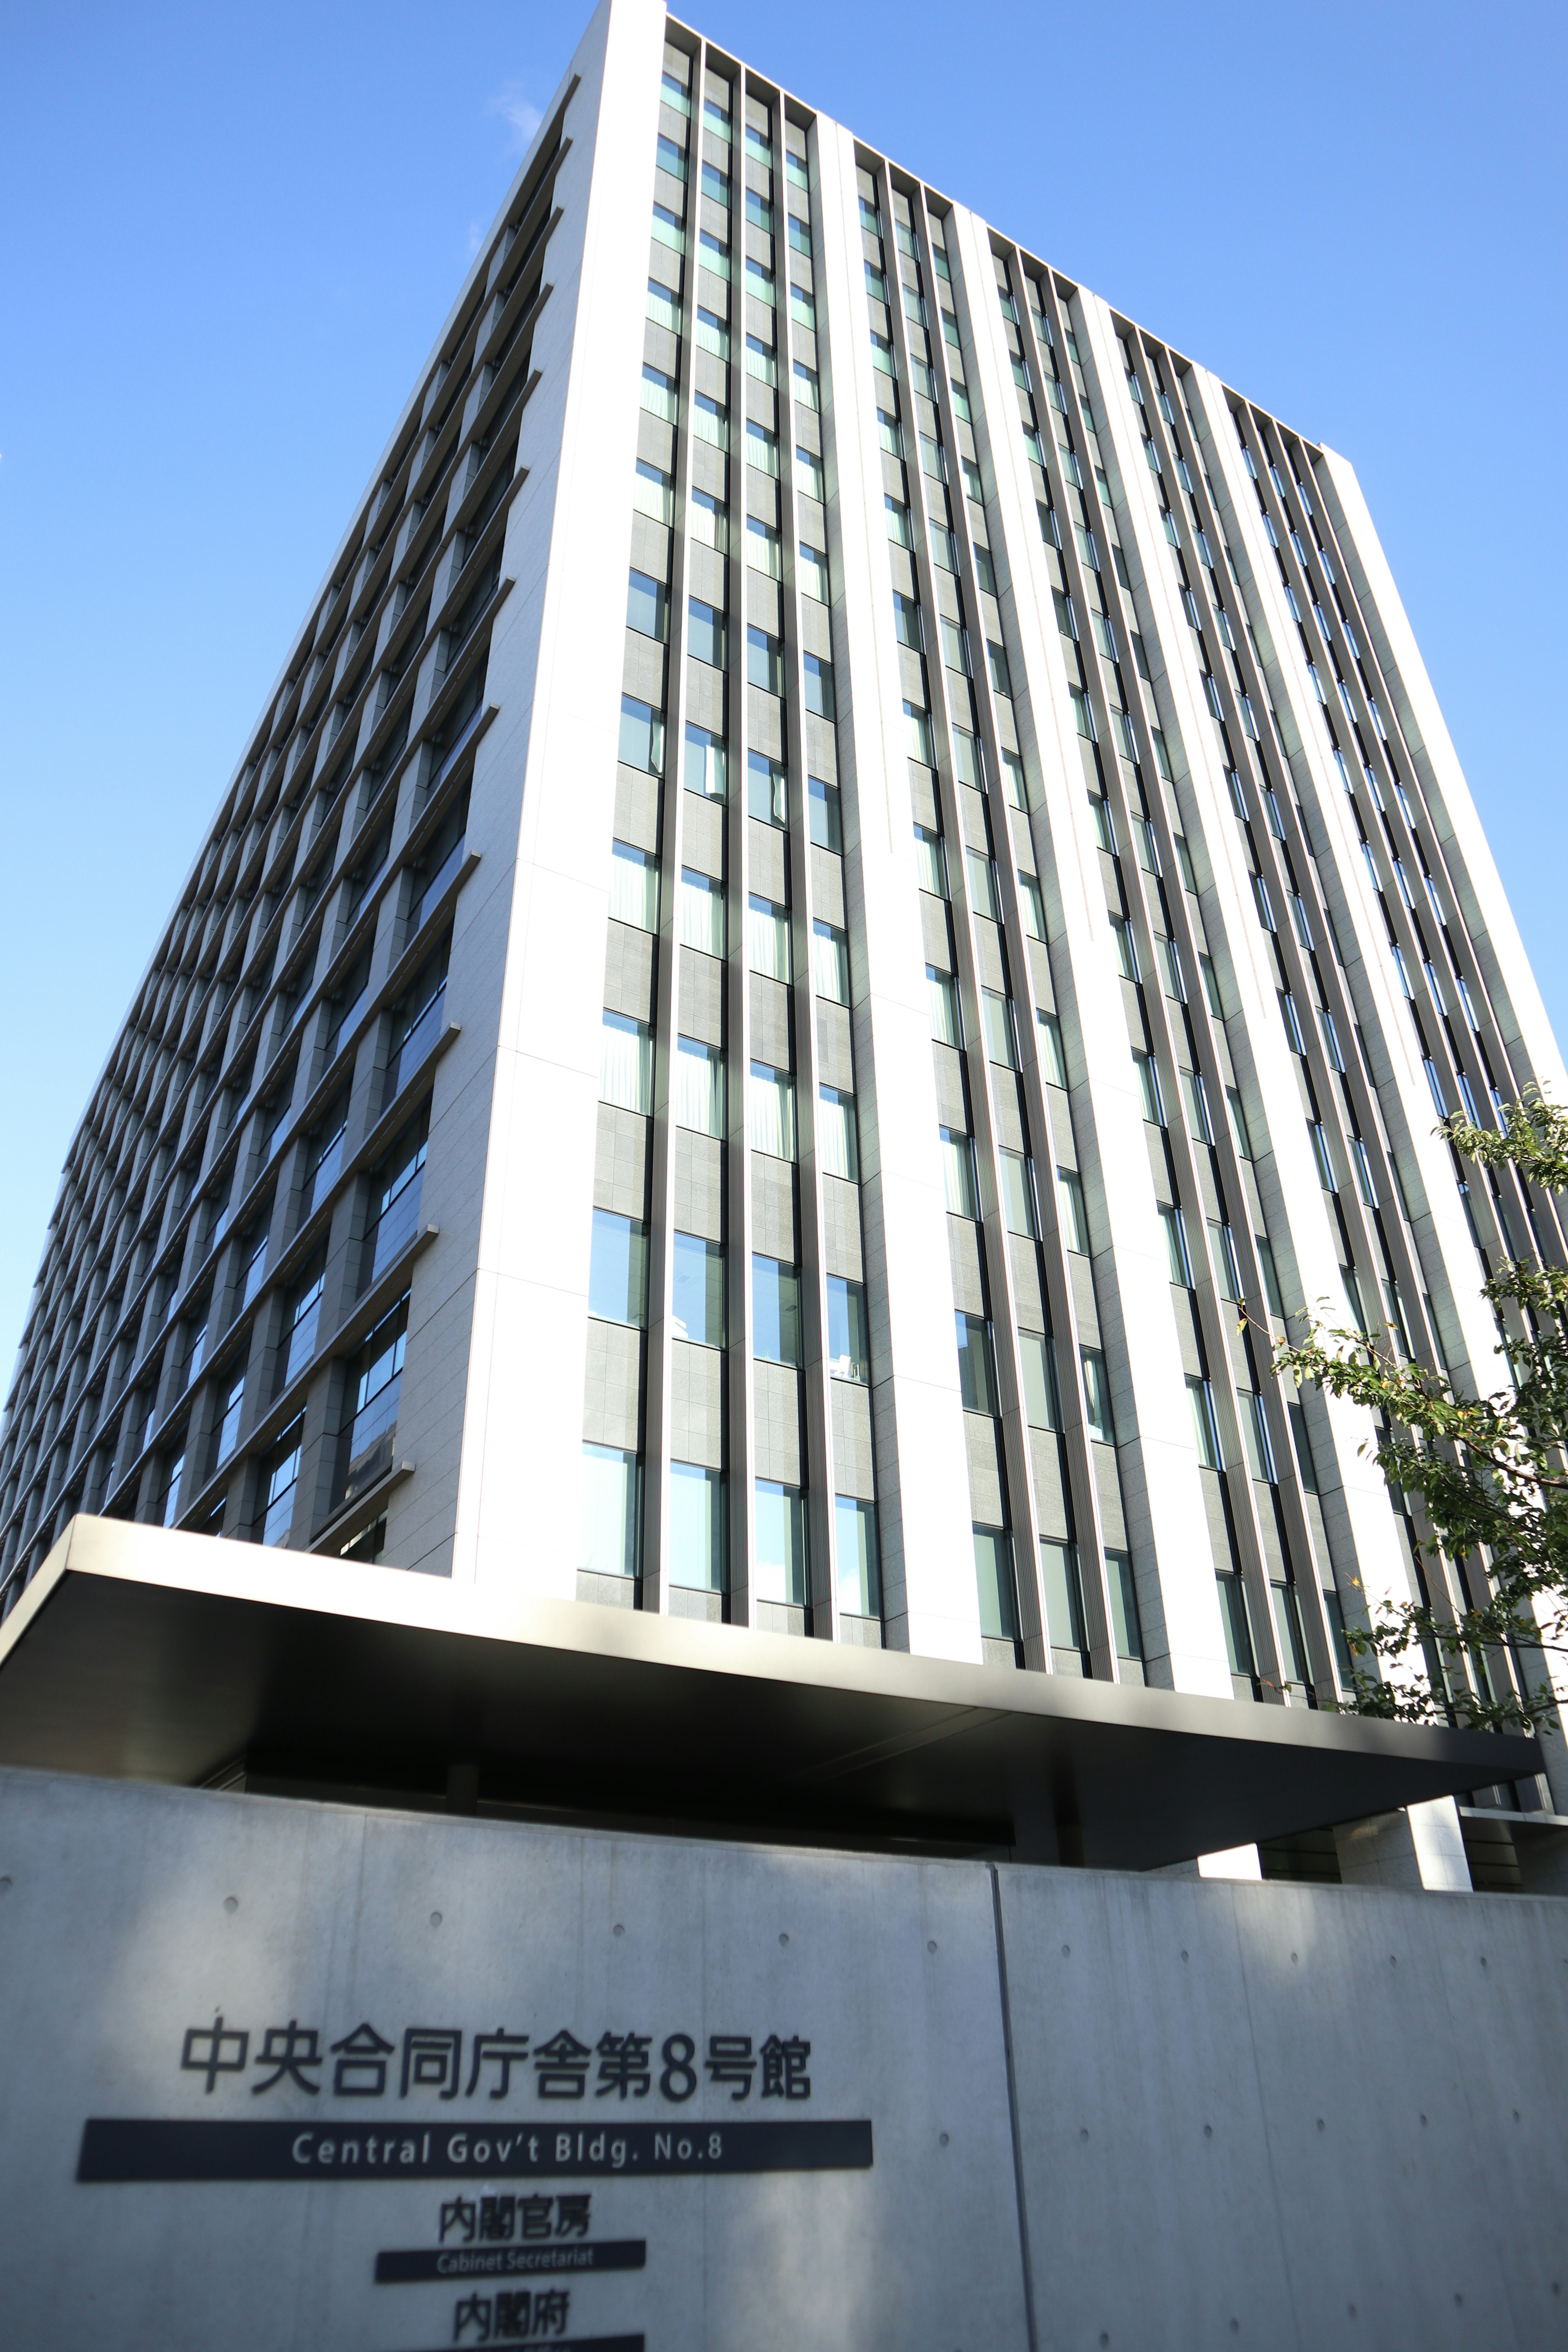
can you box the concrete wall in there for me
[0,1766,1564,2348]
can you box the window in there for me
[581,1444,640,1578]
[363,1113,428,1289]
[748,1061,796,1159]
[827,1277,869,1382]
[1036,1009,1068,1088]
[1001,748,1028,810]
[601,1012,652,1114]
[626,568,667,640]
[748,752,787,826]
[1069,685,1096,741]
[610,841,659,930]
[1056,1166,1089,1254]
[692,392,728,449]
[808,775,842,850]
[1081,1348,1113,1443]
[280,1264,324,1392]
[679,868,725,957]
[1216,1570,1254,1682]
[1180,1068,1213,1147]
[304,1105,346,1222]
[940,615,970,674]
[1021,1332,1059,1430]
[691,489,728,552]
[745,517,780,577]
[793,359,820,409]
[745,419,779,476]
[1106,1551,1143,1663]
[1288,1402,1318,1493]
[1160,1203,1192,1287]
[1041,1540,1087,1657]
[647,275,679,334]
[982,990,1017,1068]
[745,334,776,385]
[974,1528,1018,1642]
[987,643,1013,698]
[893,592,922,650]
[803,653,836,718]
[670,1461,726,1591]
[259,1420,302,1546]
[1000,1152,1038,1238]
[619,694,664,774]
[748,894,791,981]
[1241,1392,1277,1484]
[684,723,727,801]
[340,1293,409,1506]
[1309,1122,1338,1193]
[1199,953,1223,1020]
[633,458,673,525]
[799,543,830,602]
[913,826,948,898]
[1110,915,1138,982]
[941,1128,978,1218]
[884,496,913,548]
[1187,1376,1223,1469]
[928,966,962,1047]
[818,1087,859,1180]
[640,364,677,423]
[1133,1049,1164,1125]
[671,1231,725,1347]
[966,851,998,921]
[588,1210,647,1327]
[1225,1087,1254,1160]
[753,1257,802,1366]
[675,1038,725,1137]
[956,1314,998,1414]
[695,302,728,358]
[904,701,934,765]
[1155,934,1185,1002]
[755,1481,808,1606]
[1209,1220,1242,1303]
[795,445,825,502]
[1256,1234,1284,1318]
[688,597,726,668]
[812,920,849,1003]
[877,408,904,459]
[837,1495,881,1618]
[214,1373,245,1467]
[747,626,784,695]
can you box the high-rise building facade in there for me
[4,0,1563,1794]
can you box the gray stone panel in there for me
[679,946,725,1047]
[931,1044,968,1131]
[822,1176,863,1281]
[1030,1430,1073,1543]
[753,1361,803,1486]
[682,790,725,879]
[1094,1443,1127,1549]
[750,976,793,1071]
[581,1315,643,1451]
[614,764,662,855]
[685,659,725,736]
[673,1131,724,1242]
[920,892,953,969]
[811,848,845,928]
[594,1104,651,1219]
[947,1217,986,1316]
[750,1153,797,1264]
[831,1377,876,1500]
[622,628,666,705]
[973,922,1004,991]
[748,820,787,905]
[1010,1236,1044,1333]
[815,1002,854,1093]
[965,1412,1007,1527]
[603,920,655,1024]
[670,1339,725,1469]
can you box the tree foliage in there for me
[1273,1090,1568,1734]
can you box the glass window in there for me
[1081,1348,1114,1443]
[259,1420,302,1546]
[588,1210,647,1327]
[1160,1202,1192,1287]
[793,359,820,409]
[795,446,825,502]
[940,1127,977,1217]
[956,1314,998,1414]
[745,517,780,577]
[675,1038,725,1136]
[1036,1009,1068,1087]
[1040,1539,1086,1655]
[1242,1391,1277,1485]
[684,723,727,800]
[1056,1166,1089,1254]
[812,921,849,1003]
[670,1461,726,1590]
[893,591,922,650]
[1187,1376,1223,1469]
[341,1293,409,1505]
[904,701,934,764]
[817,1086,859,1180]
[1001,748,1028,810]
[928,966,961,1047]
[1199,953,1223,1020]
[633,457,674,524]
[690,487,728,551]
[966,850,998,921]
[808,775,841,850]
[1106,1551,1143,1662]
[982,989,1017,1068]
[626,569,668,639]
[748,751,787,827]
[1133,1049,1164,1125]
[1180,1068,1213,1147]
[1216,1570,1254,1680]
[826,1276,869,1383]
[836,1495,881,1619]
[1110,914,1138,982]
[1000,1152,1038,1238]
[748,895,791,981]
[913,826,948,898]
[1209,1219,1242,1303]
[1020,1332,1059,1430]
[802,653,835,718]
[679,868,726,957]
[610,840,659,930]
[581,1444,639,1578]
[1256,1234,1284,1317]
[799,543,830,603]
[688,597,727,667]
[601,1012,652,1113]
[215,1374,245,1466]
[1227,1087,1254,1160]
[753,1257,802,1367]
[747,626,784,695]
[755,1480,808,1606]
[974,1528,1018,1641]
[748,1062,797,1160]
[281,1265,325,1392]
[619,694,664,774]
[671,1231,725,1347]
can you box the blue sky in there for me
[2,0,1564,1379]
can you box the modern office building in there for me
[3,0,1564,1815]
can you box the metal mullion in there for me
[773,103,837,1641]
[969,241,1118,1671]
[640,44,706,1618]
